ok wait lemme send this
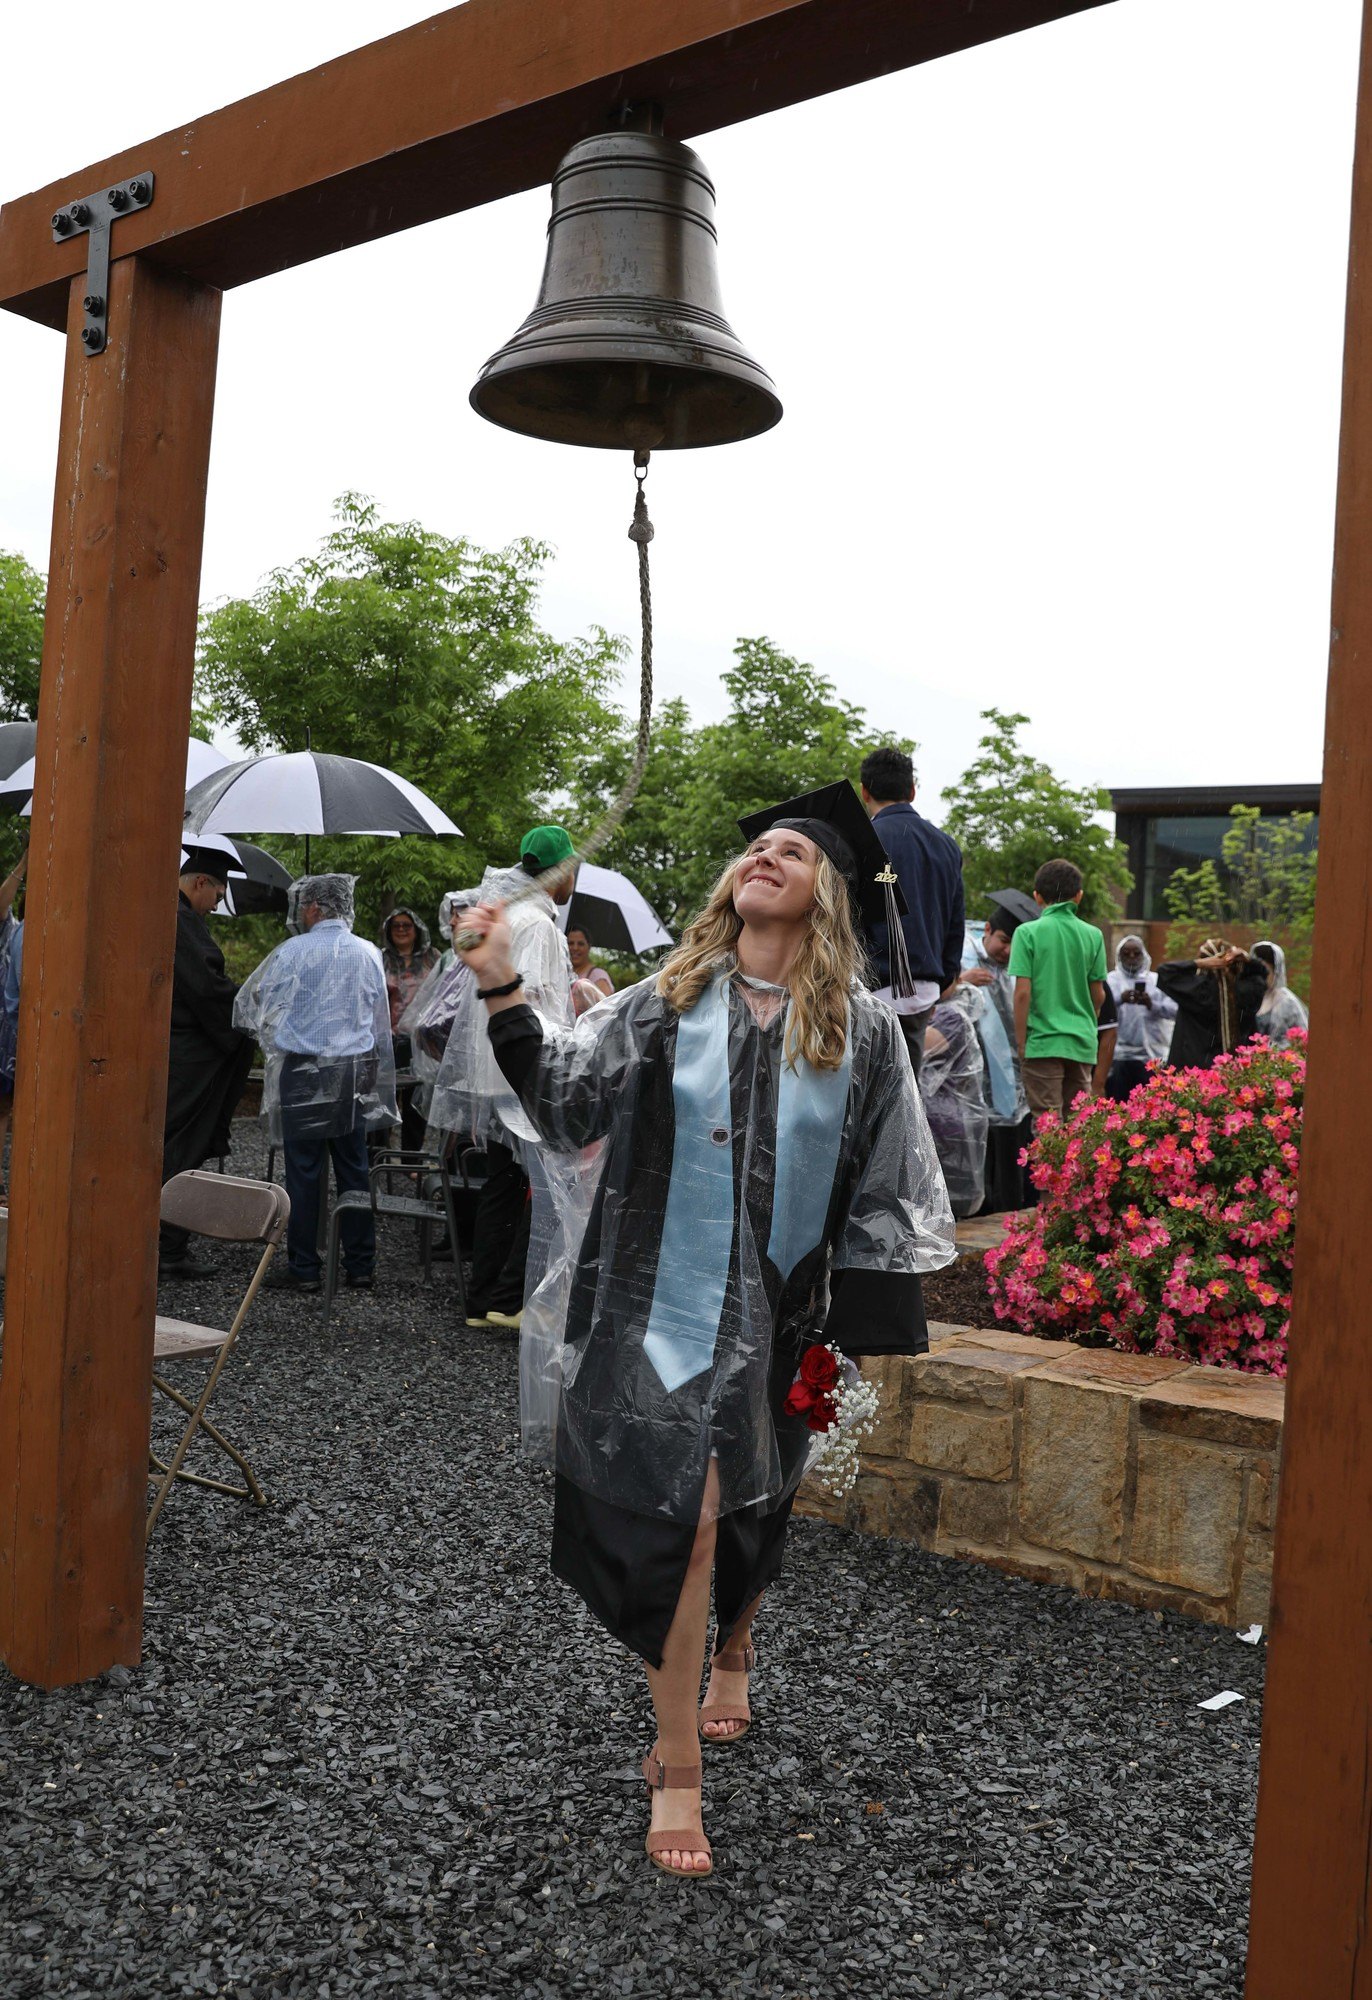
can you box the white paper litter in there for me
[1198,1690,1245,1711]
[1237,1624,1263,1646]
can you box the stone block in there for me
[955,1328,1074,1364]
[851,1470,893,1538]
[1129,1432,1245,1598]
[907,1400,1013,1480]
[1093,1569,1231,1628]
[937,1476,1012,1550]
[1139,1368,1284,1451]
[954,1213,1011,1257]
[1247,1459,1278,1532]
[909,1343,1049,1412]
[978,1547,1088,1595]
[1018,1376,1131,1563]
[854,1355,910,1458]
[794,1477,847,1527]
[1043,1348,1191,1390]
[927,1320,978,1345]
[1235,1535,1274,1629]
[887,1471,941,1546]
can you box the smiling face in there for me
[733,827,820,928]
[566,926,591,970]
[388,913,417,951]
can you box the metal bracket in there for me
[50,171,155,356]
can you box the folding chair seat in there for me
[148,1170,290,1538]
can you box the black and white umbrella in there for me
[5,734,228,815]
[183,750,461,839]
[0,721,38,786]
[180,834,293,917]
[559,862,673,955]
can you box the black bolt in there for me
[69,202,89,225]
[83,295,104,315]
[81,327,101,348]
[128,179,147,202]
[52,211,71,234]
[107,187,127,209]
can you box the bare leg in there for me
[701,1588,764,1742]
[643,1460,719,1873]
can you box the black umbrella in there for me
[181,835,293,917]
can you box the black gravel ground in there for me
[0,1141,1266,1999]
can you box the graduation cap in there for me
[985,888,1040,933]
[181,844,234,886]
[737,780,907,930]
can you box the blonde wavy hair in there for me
[656,847,865,1071]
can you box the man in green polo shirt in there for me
[1009,858,1108,1121]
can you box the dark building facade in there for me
[1111,784,1321,921]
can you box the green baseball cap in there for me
[519,823,576,871]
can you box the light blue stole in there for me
[641,976,852,1394]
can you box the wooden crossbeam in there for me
[0,0,1110,330]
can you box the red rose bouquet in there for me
[787,1340,880,1496]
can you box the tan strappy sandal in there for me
[642,1745,713,1879]
[699,1638,755,1745]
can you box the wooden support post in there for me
[1246,3,1372,1991]
[0,257,220,1689]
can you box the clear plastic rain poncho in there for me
[1106,935,1178,1065]
[959,923,1027,1125]
[233,874,397,1144]
[1254,940,1309,1050]
[422,864,574,1147]
[919,995,989,1218]
[395,888,484,1108]
[491,970,955,1525]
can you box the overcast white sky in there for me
[0,0,1362,819]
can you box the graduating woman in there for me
[457,784,954,1879]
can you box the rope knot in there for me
[628,487,655,545]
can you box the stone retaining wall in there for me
[796,1324,1282,1627]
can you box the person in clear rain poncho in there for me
[233,874,395,1292]
[1252,940,1309,1050]
[1104,934,1178,1098]
[951,892,1035,1211]
[456,783,954,1881]
[417,828,577,1330]
[919,993,989,1218]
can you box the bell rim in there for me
[468,355,783,450]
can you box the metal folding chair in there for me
[147,1171,290,1539]
[320,1148,464,1321]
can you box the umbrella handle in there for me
[453,455,655,953]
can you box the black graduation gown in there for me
[1157,958,1267,1071]
[488,980,953,1665]
[163,895,255,1182]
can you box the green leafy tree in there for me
[577,637,915,930]
[1164,805,1317,992]
[941,708,1131,924]
[0,550,45,721]
[196,494,627,932]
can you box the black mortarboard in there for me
[737,780,907,929]
[985,888,1040,933]
[181,844,233,886]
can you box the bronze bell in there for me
[469,127,781,451]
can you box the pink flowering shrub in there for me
[985,1033,1304,1375]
